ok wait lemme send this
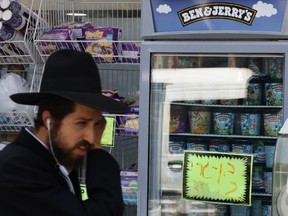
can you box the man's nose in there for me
[83,128,96,144]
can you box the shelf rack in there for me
[0,0,45,64]
[33,0,141,64]
[0,63,43,133]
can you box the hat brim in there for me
[10,91,129,114]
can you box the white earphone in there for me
[59,165,69,177]
[46,118,51,130]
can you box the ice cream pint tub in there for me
[253,141,266,164]
[263,113,283,137]
[169,105,187,133]
[245,83,262,105]
[186,139,208,151]
[168,140,186,154]
[188,110,211,134]
[248,57,268,76]
[268,57,283,80]
[240,113,261,136]
[232,140,253,154]
[265,83,283,106]
[209,139,230,152]
[213,112,234,135]
[252,166,265,192]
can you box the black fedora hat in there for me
[10,49,129,113]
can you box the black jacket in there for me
[0,129,124,216]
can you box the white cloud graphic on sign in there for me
[252,1,277,17]
[156,4,172,14]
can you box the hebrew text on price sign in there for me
[182,151,253,206]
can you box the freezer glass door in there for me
[148,54,283,215]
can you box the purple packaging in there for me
[169,105,187,133]
[120,171,138,191]
[116,114,139,135]
[129,105,139,113]
[3,0,23,13]
[101,89,120,98]
[2,10,26,34]
[0,23,29,56]
[83,27,122,63]
[121,42,140,63]
[0,22,23,41]
[53,22,94,40]
[120,171,137,205]
[38,29,82,55]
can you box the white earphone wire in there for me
[47,119,75,194]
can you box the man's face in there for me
[50,103,104,169]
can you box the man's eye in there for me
[77,121,87,125]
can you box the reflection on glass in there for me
[148,54,283,215]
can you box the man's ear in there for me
[42,111,52,130]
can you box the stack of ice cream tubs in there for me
[164,57,282,215]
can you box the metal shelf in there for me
[33,1,141,64]
[169,133,278,140]
[0,110,34,132]
[171,102,282,110]
[0,0,46,65]
[0,112,139,134]
[0,63,43,133]
[34,39,140,63]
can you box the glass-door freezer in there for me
[138,41,288,216]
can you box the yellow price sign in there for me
[100,116,116,147]
[80,184,88,201]
[182,151,253,206]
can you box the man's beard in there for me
[49,128,89,170]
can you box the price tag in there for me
[182,151,253,206]
[80,184,88,201]
[100,116,116,147]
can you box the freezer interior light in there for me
[66,13,87,17]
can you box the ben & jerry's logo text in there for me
[178,2,257,26]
